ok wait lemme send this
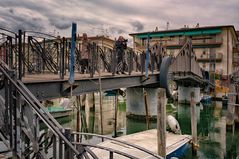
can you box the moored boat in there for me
[200,95,212,105]
[91,129,192,159]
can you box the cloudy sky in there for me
[0,0,238,40]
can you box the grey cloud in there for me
[0,0,238,38]
[109,27,126,34]
[0,7,45,33]
[9,8,14,14]
[130,20,144,32]
[49,16,72,30]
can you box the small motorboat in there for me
[200,95,212,105]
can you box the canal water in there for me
[57,94,239,159]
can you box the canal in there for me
[52,94,239,158]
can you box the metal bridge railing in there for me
[0,29,164,81]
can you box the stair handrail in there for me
[0,59,86,158]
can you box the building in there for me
[129,25,239,79]
[75,35,115,51]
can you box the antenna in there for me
[166,22,169,30]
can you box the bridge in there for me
[0,28,207,158]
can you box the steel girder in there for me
[23,73,160,100]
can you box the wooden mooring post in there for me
[157,88,166,158]
[113,90,118,138]
[190,92,198,154]
[144,90,150,130]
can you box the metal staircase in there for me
[0,59,163,159]
[0,59,88,158]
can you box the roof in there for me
[129,25,237,39]
[64,35,115,43]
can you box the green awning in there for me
[136,29,222,39]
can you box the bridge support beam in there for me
[178,86,200,104]
[126,87,158,119]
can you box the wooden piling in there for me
[144,90,150,130]
[190,92,198,153]
[113,90,118,138]
[157,88,166,158]
[76,95,81,142]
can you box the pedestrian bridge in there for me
[0,28,207,159]
[0,29,208,100]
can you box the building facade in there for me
[130,25,239,79]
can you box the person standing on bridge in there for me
[115,36,127,74]
[80,33,91,74]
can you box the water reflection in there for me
[178,101,239,159]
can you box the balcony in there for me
[165,37,223,49]
[233,47,239,66]
[197,53,223,62]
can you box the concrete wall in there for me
[178,86,200,104]
[126,87,158,117]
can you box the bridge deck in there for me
[19,71,160,100]
[22,71,144,83]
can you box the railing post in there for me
[158,43,163,71]
[52,135,57,159]
[129,50,133,75]
[64,128,73,159]
[157,88,166,158]
[109,151,113,159]
[22,32,26,76]
[27,36,30,73]
[18,30,22,80]
[151,53,155,74]
[145,33,150,78]
[140,53,145,74]
[8,70,14,154]
[90,43,96,78]
[58,130,63,159]
[111,48,116,76]
[43,38,46,73]
[60,37,65,80]
[7,36,13,69]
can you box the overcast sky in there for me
[0,0,238,40]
